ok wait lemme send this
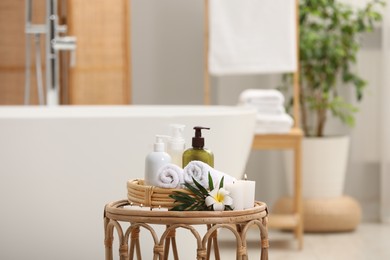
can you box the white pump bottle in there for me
[144,135,171,186]
[167,124,186,168]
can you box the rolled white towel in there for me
[183,160,236,189]
[155,164,184,189]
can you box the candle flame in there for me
[244,174,248,180]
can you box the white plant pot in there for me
[285,136,350,198]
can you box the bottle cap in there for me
[169,124,185,149]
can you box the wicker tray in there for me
[127,179,193,209]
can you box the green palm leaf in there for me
[169,172,230,211]
[208,172,214,190]
[191,177,209,196]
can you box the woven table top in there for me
[105,200,268,225]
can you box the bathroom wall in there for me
[131,0,205,105]
[131,0,383,221]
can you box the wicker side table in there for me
[104,200,269,260]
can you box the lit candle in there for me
[242,174,256,209]
[225,181,245,210]
[151,205,169,211]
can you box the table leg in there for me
[206,224,220,260]
[235,224,246,260]
[129,226,141,260]
[105,217,128,260]
[135,240,142,260]
[213,234,220,260]
[260,217,269,260]
[170,235,179,260]
[104,216,114,260]
[163,227,179,260]
[163,233,171,259]
[293,141,303,250]
[206,225,212,259]
[119,243,129,260]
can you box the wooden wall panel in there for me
[67,0,131,104]
[0,0,46,105]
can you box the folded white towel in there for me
[255,113,294,134]
[256,113,293,125]
[183,160,236,189]
[255,125,292,134]
[240,103,285,116]
[239,89,285,105]
[155,164,184,189]
[209,0,297,75]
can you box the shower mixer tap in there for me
[52,36,77,66]
[46,0,77,106]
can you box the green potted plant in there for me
[281,0,385,198]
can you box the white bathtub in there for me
[0,105,256,259]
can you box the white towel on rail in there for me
[209,0,297,75]
[238,89,285,106]
[241,103,286,116]
[254,113,294,134]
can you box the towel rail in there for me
[202,0,303,250]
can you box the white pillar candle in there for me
[225,182,245,210]
[242,174,256,209]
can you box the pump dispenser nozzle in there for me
[154,135,166,152]
[192,126,210,148]
[167,124,186,167]
[170,124,185,145]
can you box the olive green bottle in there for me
[182,126,214,167]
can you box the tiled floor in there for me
[218,223,390,260]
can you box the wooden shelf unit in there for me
[252,128,303,249]
[203,0,304,249]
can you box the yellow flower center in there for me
[216,192,224,202]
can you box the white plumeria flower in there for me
[205,187,233,211]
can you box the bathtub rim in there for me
[0,105,257,119]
